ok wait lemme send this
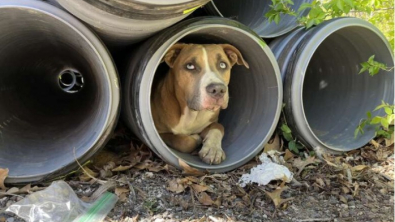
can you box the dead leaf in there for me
[342,186,350,194]
[6,187,19,195]
[112,165,133,172]
[315,178,325,187]
[0,168,9,190]
[178,159,206,176]
[284,149,295,161]
[167,179,185,193]
[385,133,394,147]
[19,184,31,193]
[339,195,347,204]
[115,187,129,202]
[264,185,294,208]
[197,192,213,206]
[370,139,380,149]
[264,134,281,153]
[79,166,98,182]
[293,156,320,175]
[191,184,208,193]
[352,165,368,172]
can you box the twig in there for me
[73,147,106,185]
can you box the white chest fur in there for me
[171,107,216,135]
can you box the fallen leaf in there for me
[293,156,320,175]
[19,184,31,193]
[178,159,206,176]
[112,165,133,172]
[167,179,185,193]
[264,134,281,153]
[115,187,129,202]
[342,186,350,194]
[385,133,394,147]
[339,195,347,204]
[315,178,325,187]
[0,168,9,190]
[284,149,295,161]
[370,139,380,149]
[6,187,19,194]
[264,184,294,208]
[191,184,208,193]
[197,192,213,206]
[352,165,368,171]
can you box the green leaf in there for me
[274,14,281,24]
[370,116,382,124]
[288,141,299,154]
[281,124,292,134]
[306,19,316,29]
[283,132,293,141]
[384,107,393,115]
[298,3,312,11]
[336,0,344,11]
[366,111,372,119]
[381,118,389,129]
[368,55,375,63]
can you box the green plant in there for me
[264,0,394,48]
[266,0,298,24]
[355,101,394,139]
[280,104,305,154]
[359,55,394,76]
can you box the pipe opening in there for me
[302,26,394,150]
[146,25,281,171]
[0,2,115,183]
[58,69,84,93]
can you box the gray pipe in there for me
[54,0,211,47]
[205,0,312,38]
[121,17,282,172]
[270,18,394,152]
[0,0,120,184]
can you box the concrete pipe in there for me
[0,0,120,184]
[122,17,282,172]
[270,18,394,152]
[205,0,312,38]
[54,0,211,47]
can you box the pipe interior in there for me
[151,27,279,168]
[210,0,309,37]
[0,8,109,177]
[303,27,394,150]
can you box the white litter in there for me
[239,152,293,187]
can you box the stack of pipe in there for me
[0,0,392,184]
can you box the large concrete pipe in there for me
[0,0,120,184]
[270,18,394,152]
[205,0,312,38]
[122,17,282,172]
[54,0,211,47]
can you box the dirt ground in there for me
[0,125,394,222]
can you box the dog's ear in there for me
[162,43,187,68]
[220,44,249,69]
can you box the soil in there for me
[0,126,393,222]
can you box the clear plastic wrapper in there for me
[6,180,118,222]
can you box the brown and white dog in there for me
[151,43,249,164]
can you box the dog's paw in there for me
[190,134,202,146]
[199,142,226,165]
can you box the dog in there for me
[151,43,249,164]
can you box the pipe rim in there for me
[206,0,312,38]
[1,0,120,183]
[137,23,282,172]
[291,17,394,152]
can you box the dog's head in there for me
[162,44,249,111]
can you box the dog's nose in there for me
[206,83,227,99]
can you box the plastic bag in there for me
[6,180,118,222]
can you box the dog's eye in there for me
[219,62,227,69]
[186,63,195,70]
